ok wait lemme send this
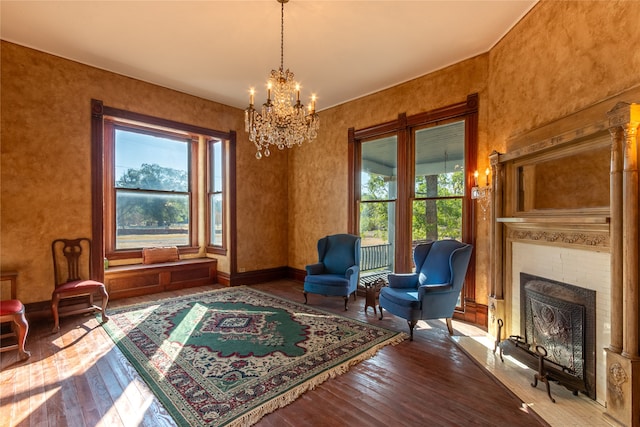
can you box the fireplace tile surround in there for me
[512,243,607,403]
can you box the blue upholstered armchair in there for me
[379,239,472,340]
[304,234,361,310]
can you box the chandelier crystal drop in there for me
[244,0,320,159]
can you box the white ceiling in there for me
[0,0,537,111]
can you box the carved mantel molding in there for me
[505,223,610,251]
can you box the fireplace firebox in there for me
[519,273,597,400]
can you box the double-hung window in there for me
[104,120,196,254]
[208,138,225,249]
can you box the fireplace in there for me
[520,273,596,400]
[488,97,640,426]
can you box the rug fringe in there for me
[226,332,407,427]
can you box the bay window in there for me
[93,100,234,263]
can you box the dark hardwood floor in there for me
[1,280,547,426]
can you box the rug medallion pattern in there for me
[101,287,405,426]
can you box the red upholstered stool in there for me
[0,275,31,360]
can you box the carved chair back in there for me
[52,238,92,287]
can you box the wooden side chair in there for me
[51,238,109,333]
[0,272,31,360]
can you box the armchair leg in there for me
[379,306,384,320]
[303,292,308,305]
[408,320,417,341]
[343,296,349,311]
[445,318,454,335]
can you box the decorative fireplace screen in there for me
[520,273,596,400]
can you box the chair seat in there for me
[379,287,421,309]
[304,274,349,287]
[0,299,24,316]
[53,279,105,294]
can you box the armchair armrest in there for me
[345,265,359,279]
[418,283,453,299]
[305,263,325,275]
[388,273,419,289]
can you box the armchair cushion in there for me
[378,287,421,309]
[304,274,349,287]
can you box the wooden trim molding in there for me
[454,300,488,330]
[220,267,304,288]
[228,131,238,276]
[228,267,290,287]
[91,99,105,283]
[287,267,306,283]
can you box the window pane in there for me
[359,201,395,272]
[115,190,189,249]
[115,129,189,192]
[210,140,222,193]
[210,193,223,246]
[412,198,462,243]
[361,136,397,201]
[415,121,465,197]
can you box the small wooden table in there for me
[364,278,386,315]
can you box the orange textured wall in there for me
[488,0,640,152]
[0,41,288,303]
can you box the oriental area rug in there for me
[100,286,405,426]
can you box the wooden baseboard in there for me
[226,266,292,286]
[24,296,105,324]
[287,267,306,283]
[454,299,488,330]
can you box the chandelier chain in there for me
[280,0,284,71]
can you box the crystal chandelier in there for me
[244,0,320,159]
